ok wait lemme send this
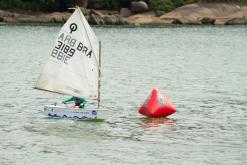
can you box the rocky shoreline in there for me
[0,3,247,25]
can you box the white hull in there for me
[44,105,110,120]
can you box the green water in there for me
[0,25,247,165]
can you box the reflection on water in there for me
[139,117,176,128]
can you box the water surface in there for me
[0,25,247,165]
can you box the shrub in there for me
[0,0,247,11]
[0,0,64,11]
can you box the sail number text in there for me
[51,33,93,64]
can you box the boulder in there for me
[131,1,148,13]
[0,10,4,17]
[88,13,104,25]
[0,10,13,17]
[18,17,48,23]
[160,3,247,25]
[200,17,215,25]
[90,9,104,17]
[46,12,69,23]
[214,17,230,25]
[103,15,128,25]
[128,11,164,24]
[80,7,90,16]
[86,9,128,25]
[87,9,105,25]
[155,10,165,17]
[172,19,183,24]
[225,17,247,25]
[120,8,132,17]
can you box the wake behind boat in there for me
[35,6,111,120]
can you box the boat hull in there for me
[44,105,110,120]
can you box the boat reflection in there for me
[139,117,176,128]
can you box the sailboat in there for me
[35,7,110,120]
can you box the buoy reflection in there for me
[139,117,176,128]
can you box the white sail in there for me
[35,7,100,99]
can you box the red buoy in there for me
[139,88,176,118]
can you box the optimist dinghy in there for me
[35,6,111,120]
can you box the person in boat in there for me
[62,96,87,108]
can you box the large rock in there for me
[120,8,132,17]
[131,1,148,13]
[155,10,165,17]
[103,15,128,25]
[45,12,70,23]
[0,9,127,25]
[90,9,104,17]
[80,7,90,16]
[128,11,165,24]
[225,17,247,25]
[0,10,70,23]
[87,9,128,25]
[160,3,247,25]
[200,17,215,25]
[0,10,14,17]
[127,3,247,25]
[88,13,104,25]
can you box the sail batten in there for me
[35,8,100,99]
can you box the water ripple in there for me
[0,25,247,165]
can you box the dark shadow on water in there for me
[43,116,105,122]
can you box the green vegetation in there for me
[0,0,247,12]
[0,0,64,11]
[149,0,189,11]
[95,0,123,9]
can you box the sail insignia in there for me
[35,7,100,99]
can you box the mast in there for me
[98,41,101,108]
[76,6,101,104]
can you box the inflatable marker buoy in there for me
[139,88,176,118]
